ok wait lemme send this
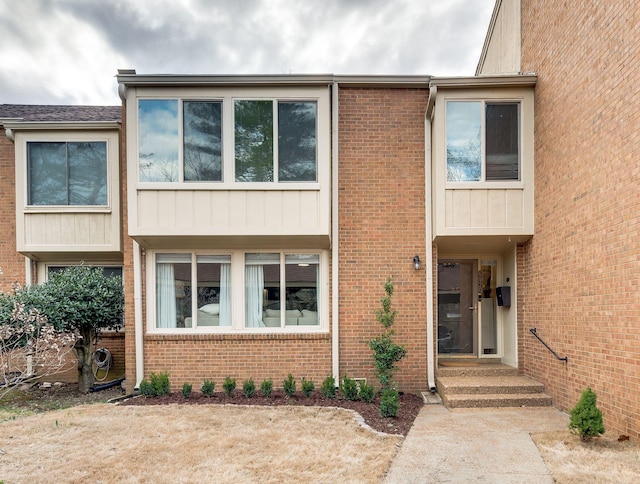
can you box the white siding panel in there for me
[23,213,114,248]
[47,214,62,244]
[175,191,194,228]
[74,216,90,245]
[298,191,320,228]
[444,190,454,227]
[506,190,524,228]
[138,191,158,228]
[451,190,471,227]
[210,191,229,227]
[246,191,266,228]
[487,190,506,227]
[156,192,177,228]
[228,191,247,228]
[193,191,213,227]
[264,191,283,227]
[134,189,328,236]
[470,190,489,227]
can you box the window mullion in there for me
[481,101,487,182]
[178,100,184,183]
[191,253,198,329]
[273,100,278,183]
[65,142,71,205]
[280,252,286,327]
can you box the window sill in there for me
[24,206,112,214]
[445,181,524,190]
[135,182,321,191]
[145,332,330,342]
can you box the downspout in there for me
[425,114,436,393]
[24,257,32,285]
[331,81,340,383]
[133,240,144,390]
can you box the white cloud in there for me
[0,0,495,105]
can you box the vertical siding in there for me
[478,0,522,75]
[135,189,324,235]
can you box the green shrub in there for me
[260,378,273,397]
[321,375,336,399]
[369,278,406,391]
[358,380,376,403]
[340,376,359,401]
[201,380,215,397]
[380,388,400,417]
[223,376,236,397]
[283,373,296,398]
[139,372,170,397]
[569,387,605,442]
[139,379,154,397]
[242,378,256,398]
[181,382,192,399]
[301,378,315,397]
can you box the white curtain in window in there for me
[245,265,265,327]
[219,263,232,326]
[157,263,176,328]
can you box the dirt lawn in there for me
[531,430,640,483]
[0,402,402,483]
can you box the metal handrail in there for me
[529,328,568,363]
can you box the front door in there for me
[437,260,477,356]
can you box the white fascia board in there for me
[2,121,121,131]
[429,74,537,89]
[116,73,432,90]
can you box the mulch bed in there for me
[120,390,424,436]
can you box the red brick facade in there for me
[0,130,26,291]
[338,87,428,392]
[0,124,126,386]
[517,0,640,440]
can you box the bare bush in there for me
[0,301,77,396]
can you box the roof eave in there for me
[2,120,121,131]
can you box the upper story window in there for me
[446,101,520,182]
[27,141,107,205]
[138,98,317,184]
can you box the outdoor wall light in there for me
[413,255,421,270]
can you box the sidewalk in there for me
[384,405,568,483]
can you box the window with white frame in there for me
[446,101,520,182]
[153,251,321,331]
[27,141,107,205]
[138,98,317,184]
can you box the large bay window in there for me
[152,251,323,332]
[27,141,107,205]
[138,97,317,184]
[446,101,520,182]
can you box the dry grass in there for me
[0,403,402,483]
[532,430,640,483]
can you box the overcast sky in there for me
[0,0,495,106]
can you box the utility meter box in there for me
[496,286,511,307]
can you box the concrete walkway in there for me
[384,405,568,483]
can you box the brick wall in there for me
[520,0,640,440]
[0,130,26,290]
[338,87,428,393]
[143,334,331,390]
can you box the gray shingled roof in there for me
[0,104,121,122]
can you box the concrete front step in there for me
[443,392,553,409]
[436,361,553,409]
[437,363,519,377]
[437,375,546,395]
